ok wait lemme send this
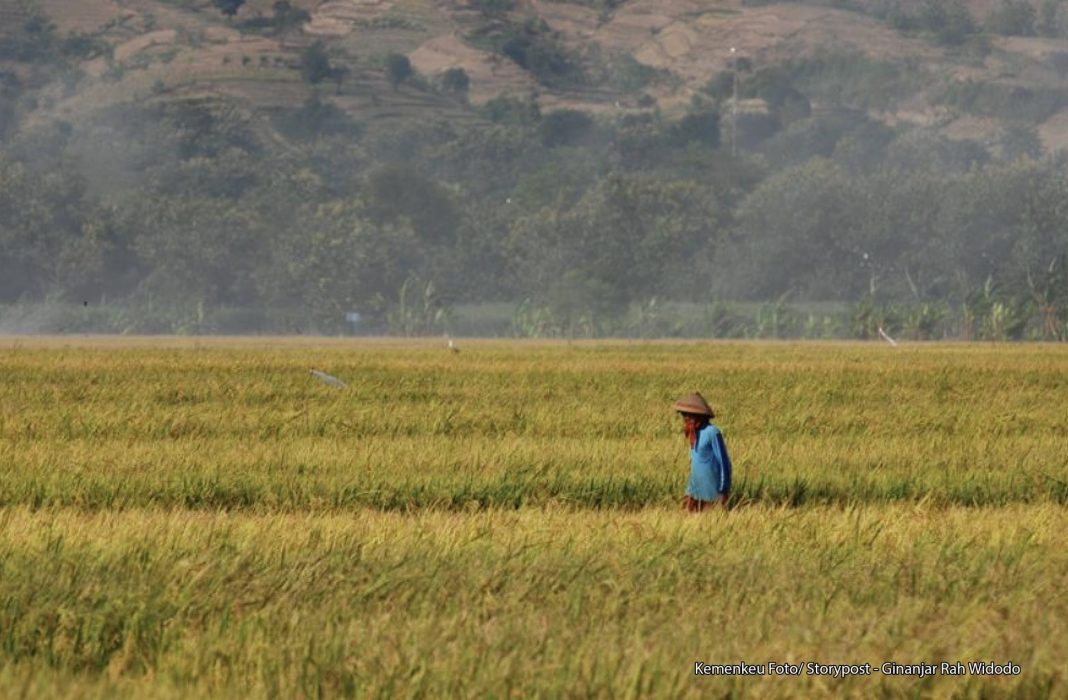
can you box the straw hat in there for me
[672,392,714,417]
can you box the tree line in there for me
[1,17,1067,337]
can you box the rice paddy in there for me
[1,337,1065,698]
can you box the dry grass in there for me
[0,506,1065,697]
[1,338,1066,697]
[2,339,1065,510]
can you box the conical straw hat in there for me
[672,392,714,417]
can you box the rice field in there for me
[1,337,1066,698]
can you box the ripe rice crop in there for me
[0,338,1065,697]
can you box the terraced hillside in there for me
[2,0,1068,149]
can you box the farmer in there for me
[673,392,732,512]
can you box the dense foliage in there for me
[3,94,1066,337]
[1,3,1068,337]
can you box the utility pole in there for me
[730,46,738,158]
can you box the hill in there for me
[3,0,1068,338]
[4,0,1068,148]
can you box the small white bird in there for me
[446,335,460,353]
[877,327,898,347]
[309,369,346,388]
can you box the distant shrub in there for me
[471,0,515,17]
[885,129,990,172]
[742,0,864,8]
[702,71,736,101]
[61,33,110,61]
[667,110,720,148]
[935,79,1066,124]
[1039,0,1068,37]
[986,0,1037,36]
[352,16,421,30]
[882,0,978,45]
[735,112,782,150]
[996,124,1043,160]
[271,1,310,31]
[384,53,413,90]
[239,3,309,34]
[301,42,335,84]
[441,67,470,94]
[605,53,663,93]
[481,94,541,126]
[1050,51,1068,77]
[920,0,977,45]
[0,14,55,63]
[271,95,362,141]
[787,52,925,112]
[539,110,594,147]
[212,0,246,18]
[499,21,584,88]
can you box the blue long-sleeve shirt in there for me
[687,423,732,501]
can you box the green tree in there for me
[0,14,57,63]
[125,194,264,306]
[538,110,594,147]
[509,173,721,303]
[1039,0,1068,36]
[730,159,862,299]
[481,94,541,126]
[0,157,93,300]
[272,95,361,141]
[544,270,622,337]
[471,0,514,18]
[441,67,470,95]
[998,124,1043,160]
[667,110,720,148]
[149,148,261,199]
[272,1,310,33]
[301,42,334,85]
[57,207,139,302]
[264,200,422,330]
[1003,160,1068,329]
[212,0,246,19]
[761,111,877,168]
[920,0,977,45]
[155,101,262,160]
[987,0,1037,35]
[365,165,459,244]
[849,170,953,300]
[0,72,20,141]
[384,53,413,90]
[885,129,989,173]
[500,22,584,88]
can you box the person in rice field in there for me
[673,392,732,512]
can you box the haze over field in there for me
[1,0,1068,338]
